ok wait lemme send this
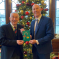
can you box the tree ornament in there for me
[26,3,30,6]
[22,1,25,4]
[41,1,44,4]
[24,6,26,9]
[16,4,20,7]
[30,17,32,20]
[24,51,27,54]
[20,10,24,14]
[25,41,29,45]
[25,54,27,57]
[15,10,17,12]
[31,3,34,6]
[26,22,30,25]
[27,49,29,51]
[21,16,24,19]
[25,11,29,15]
[45,8,48,11]
[43,14,45,16]
[29,44,32,47]
[23,22,24,25]
[26,0,29,3]
[28,25,30,27]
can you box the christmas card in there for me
[22,30,30,41]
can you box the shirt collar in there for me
[35,14,42,21]
[10,22,14,28]
[10,22,17,31]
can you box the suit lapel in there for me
[7,23,16,39]
[35,16,44,35]
[32,20,35,34]
[17,25,20,39]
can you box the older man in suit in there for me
[29,4,54,59]
[0,12,24,59]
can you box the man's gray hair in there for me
[10,12,19,18]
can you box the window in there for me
[45,0,49,17]
[55,0,59,34]
[11,0,19,12]
[0,0,6,26]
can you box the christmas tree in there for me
[15,0,48,59]
[16,0,48,30]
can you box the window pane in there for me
[11,0,19,11]
[0,0,6,26]
[56,25,59,34]
[56,18,59,34]
[0,18,6,26]
[0,2,5,9]
[56,9,59,17]
[12,2,16,9]
[56,1,59,8]
[56,18,59,25]
[0,10,5,17]
[45,10,49,16]
[45,0,49,9]
[12,9,15,12]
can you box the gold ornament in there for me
[26,0,29,2]
[22,22,24,25]
[41,1,44,4]
[25,54,27,56]
[30,44,32,47]
[30,17,32,20]
[24,2,25,4]
[23,43,26,46]
[43,14,45,16]
[20,10,24,14]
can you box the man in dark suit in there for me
[29,4,54,59]
[0,12,24,59]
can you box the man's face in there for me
[9,13,19,26]
[32,4,42,18]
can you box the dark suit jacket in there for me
[30,16,54,54]
[0,23,23,59]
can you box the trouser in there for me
[10,52,20,59]
[33,51,50,59]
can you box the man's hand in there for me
[29,39,36,44]
[17,40,24,45]
[20,28,25,33]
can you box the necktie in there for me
[14,27,17,34]
[35,19,38,34]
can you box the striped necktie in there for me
[14,27,17,34]
[35,19,38,34]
